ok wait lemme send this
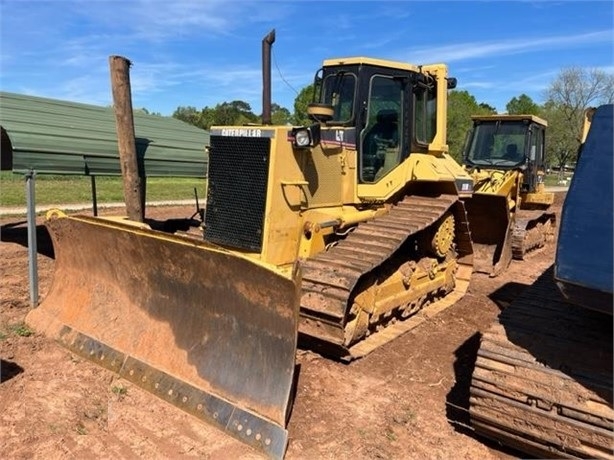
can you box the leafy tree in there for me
[505,94,540,115]
[446,90,496,162]
[136,107,161,116]
[540,101,578,175]
[547,66,614,112]
[478,102,497,113]
[172,101,260,130]
[199,107,216,129]
[214,100,258,126]
[172,106,201,127]
[270,103,292,125]
[542,67,614,172]
[293,84,316,126]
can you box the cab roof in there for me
[471,114,548,127]
[322,56,421,72]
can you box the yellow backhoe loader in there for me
[26,35,475,458]
[462,114,556,276]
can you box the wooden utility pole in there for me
[109,55,144,222]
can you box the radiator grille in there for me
[204,136,270,252]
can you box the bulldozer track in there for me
[470,266,614,459]
[298,194,473,360]
[511,211,556,260]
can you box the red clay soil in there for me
[0,194,565,459]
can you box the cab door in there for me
[523,123,546,193]
[358,75,405,186]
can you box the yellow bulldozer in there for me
[26,38,476,458]
[462,114,556,276]
[469,105,613,458]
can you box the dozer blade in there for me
[26,212,300,459]
[464,194,512,277]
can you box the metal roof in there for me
[0,91,209,177]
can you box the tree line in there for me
[167,67,613,171]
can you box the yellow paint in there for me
[322,56,421,72]
[205,59,473,268]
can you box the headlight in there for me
[289,124,321,149]
[295,129,311,147]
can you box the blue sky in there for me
[1,0,612,116]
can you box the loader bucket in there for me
[26,212,300,459]
[464,194,512,277]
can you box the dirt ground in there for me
[0,194,565,460]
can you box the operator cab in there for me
[463,115,548,192]
[305,57,456,184]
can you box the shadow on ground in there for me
[0,359,24,383]
[1,222,55,259]
[445,280,535,459]
[446,330,529,458]
[487,280,531,311]
[446,271,613,458]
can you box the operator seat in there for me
[504,143,520,161]
[369,109,399,143]
[362,109,399,181]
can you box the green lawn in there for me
[0,172,207,207]
[1,170,568,208]
[544,172,573,187]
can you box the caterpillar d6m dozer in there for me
[26,39,475,458]
[469,105,613,458]
[463,114,556,276]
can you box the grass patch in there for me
[111,384,128,397]
[544,173,573,187]
[75,421,87,435]
[2,169,568,208]
[48,423,62,434]
[391,407,415,425]
[10,322,34,337]
[0,172,206,207]
[384,426,397,441]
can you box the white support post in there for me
[25,170,39,307]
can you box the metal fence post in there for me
[25,170,39,307]
[91,175,98,216]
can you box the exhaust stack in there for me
[262,29,275,125]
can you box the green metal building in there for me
[0,91,209,177]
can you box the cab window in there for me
[530,126,544,164]
[320,72,356,123]
[414,83,437,144]
[466,121,528,167]
[360,76,403,183]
